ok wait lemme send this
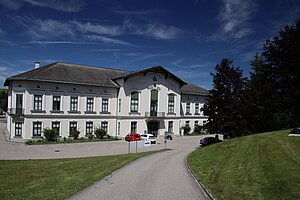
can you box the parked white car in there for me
[141,134,156,144]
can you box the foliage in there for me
[94,128,107,139]
[187,129,300,200]
[246,19,300,132]
[202,58,248,138]
[193,125,203,134]
[70,130,80,140]
[0,150,166,200]
[0,88,8,112]
[25,137,120,145]
[181,125,191,135]
[43,128,59,142]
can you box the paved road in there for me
[69,147,210,200]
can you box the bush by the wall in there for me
[43,128,59,142]
[182,126,191,135]
[94,128,107,139]
[70,130,80,140]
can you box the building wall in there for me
[7,72,208,140]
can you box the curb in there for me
[185,155,215,200]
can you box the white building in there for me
[4,62,209,140]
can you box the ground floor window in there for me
[86,122,93,135]
[195,121,198,126]
[69,122,77,135]
[15,122,22,137]
[168,121,173,133]
[131,121,137,133]
[33,122,42,137]
[52,121,60,135]
[101,121,108,133]
[186,121,190,127]
[117,122,120,135]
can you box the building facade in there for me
[4,62,208,140]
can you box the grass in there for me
[0,150,166,200]
[187,129,300,200]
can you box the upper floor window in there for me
[130,92,139,113]
[101,121,108,132]
[186,103,191,114]
[118,99,121,113]
[34,95,42,110]
[168,94,175,113]
[33,122,42,137]
[131,121,137,133]
[195,103,199,114]
[86,97,94,111]
[102,98,109,112]
[53,96,61,111]
[86,122,93,135]
[70,97,78,111]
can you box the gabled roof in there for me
[4,62,129,88]
[4,62,209,95]
[181,83,209,96]
[113,65,187,87]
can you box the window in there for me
[186,121,190,127]
[34,95,42,110]
[69,122,77,135]
[168,121,173,133]
[52,122,60,135]
[131,121,137,133]
[102,98,109,112]
[86,122,93,135]
[195,121,199,126]
[15,122,22,137]
[53,96,61,111]
[195,103,199,114]
[168,94,175,113]
[15,94,23,114]
[70,97,78,111]
[150,90,158,114]
[130,92,139,112]
[186,103,190,114]
[203,120,207,125]
[86,97,94,112]
[101,121,108,132]
[33,122,42,137]
[117,122,120,135]
[118,99,121,112]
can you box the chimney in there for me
[34,61,40,69]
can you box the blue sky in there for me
[0,0,299,89]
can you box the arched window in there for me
[168,94,175,113]
[130,92,139,112]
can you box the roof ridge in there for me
[55,62,130,73]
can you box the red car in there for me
[125,132,142,142]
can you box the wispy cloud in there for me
[14,16,75,40]
[0,0,85,12]
[85,35,131,46]
[27,41,88,44]
[73,21,124,36]
[211,0,258,40]
[112,10,154,15]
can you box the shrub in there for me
[193,125,203,134]
[43,128,59,142]
[70,130,80,140]
[182,126,191,135]
[87,134,94,140]
[94,128,107,139]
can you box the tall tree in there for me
[202,58,247,138]
[249,19,300,131]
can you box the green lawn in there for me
[187,129,300,200]
[0,150,165,200]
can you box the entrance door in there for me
[148,121,159,137]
